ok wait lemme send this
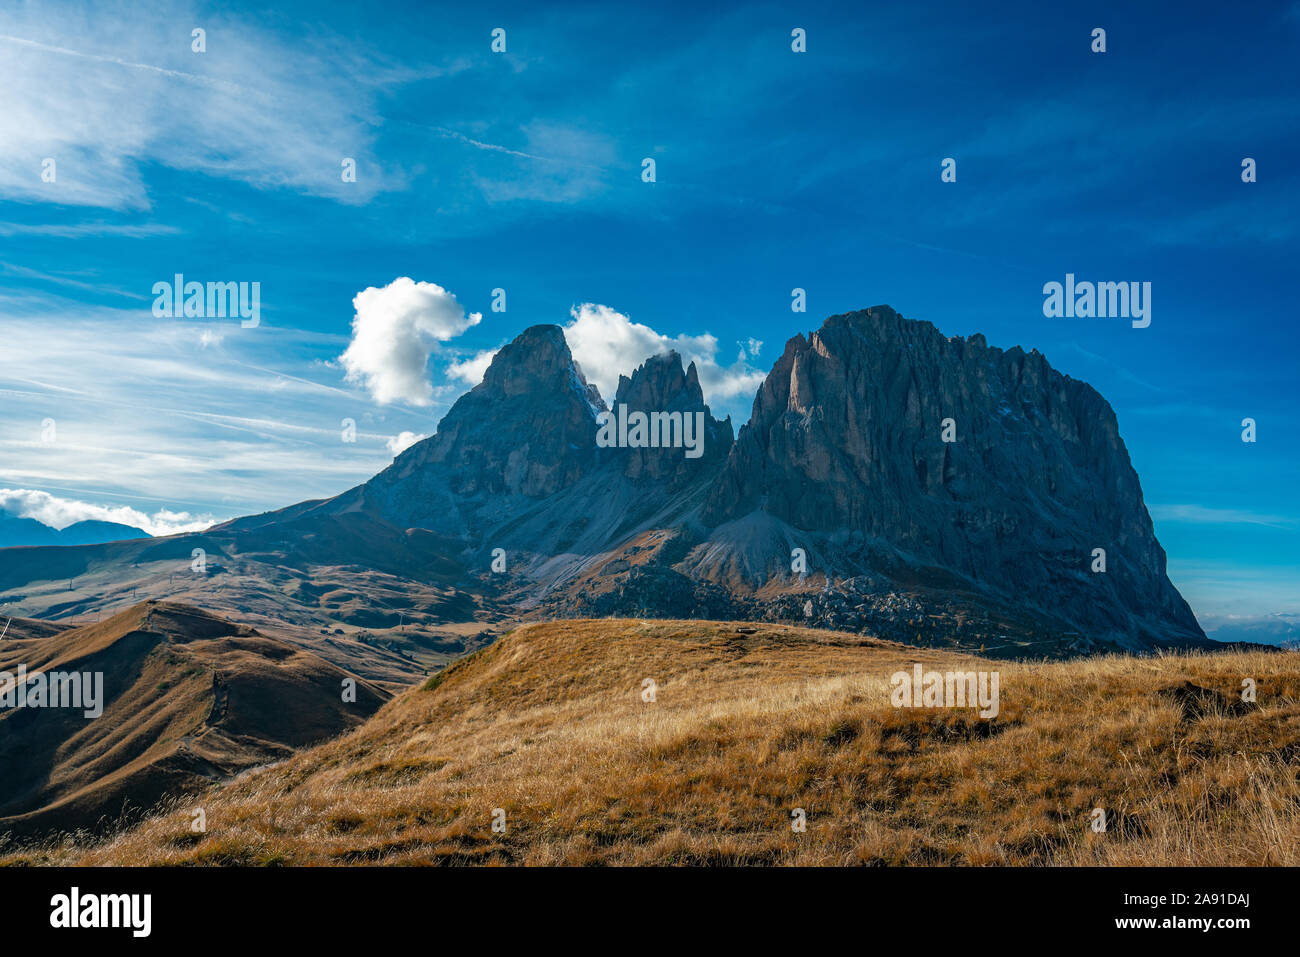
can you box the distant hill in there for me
[1204,613,1300,648]
[0,615,69,641]
[0,514,61,547]
[59,519,152,546]
[0,513,149,549]
[16,618,1295,866]
[0,600,388,838]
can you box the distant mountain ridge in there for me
[0,513,150,549]
[1203,614,1300,648]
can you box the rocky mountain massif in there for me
[0,307,1206,662]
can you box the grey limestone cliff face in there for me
[611,351,733,486]
[355,324,606,534]
[405,324,604,499]
[699,306,1203,647]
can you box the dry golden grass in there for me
[6,619,1297,866]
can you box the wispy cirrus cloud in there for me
[0,295,444,516]
[467,121,619,205]
[0,1,446,209]
[0,221,180,238]
[1149,504,1295,529]
[0,262,152,300]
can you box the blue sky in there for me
[0,0,1296,631]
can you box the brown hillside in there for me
[0,615,69,641]
[0,601,388,838]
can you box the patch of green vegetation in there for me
[341,758,449,787]
[420,637,507,691]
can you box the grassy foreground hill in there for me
[6,618,1297,866]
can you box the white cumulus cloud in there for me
[0,488,217,536]
[446,348,499,387]
[340,277,481,405]
[562,303,765,405]
[385,431,427,455]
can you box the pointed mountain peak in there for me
[605,349,733,484]
[363,324,604,509]
[684,359,702,392]
[614,350,698,410]
[480,324,588,400]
